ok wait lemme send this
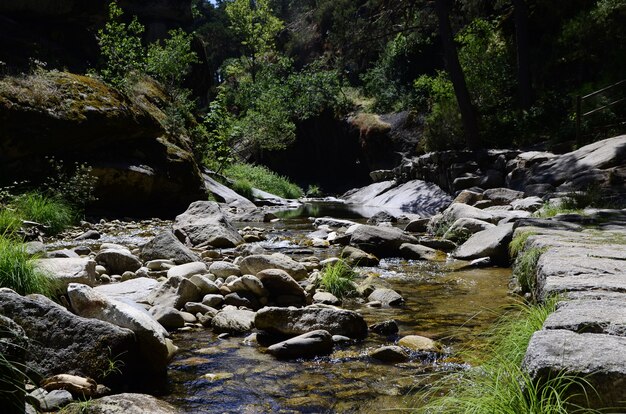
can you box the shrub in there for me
[41,157,98,210]
[223,163,303,199]
[319,260,357,298]
[13,193,75,235]
[146,28,198,88]
[306,184,322,197]
[417,298,601,414]
[0,236,52,296]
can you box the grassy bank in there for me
[223,163,303,199]
[0,236,52,296]
[416,298,600,413]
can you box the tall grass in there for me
[513,247,547,297]
[319,260,357,298]
[223,163,303,199]
[0,208,21,236]
[417,298,601,414]
[0,236,52,296]
[509,231,537,259]
[13,192,75,235]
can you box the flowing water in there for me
[162,203,515,413]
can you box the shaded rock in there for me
[255,305,368,339]
[256,269,306,306]
[399,243,441,261]
[48,249,79,258]
[167,261,207,279]
[211,306,255,334]
[146,276,201,309]
[368,345,408,363]
[208,261,241,279]
[313,217,358,228]
[452,223,515,264]
[240,275,267,297]
[349,225,418,257]
[224,292,255,308]
[94,277,159,303]
[312,291,340,305]
[483,188,524,205]
[368,288,404,306]
[60,393,180,414]
[184,302,214,315]
[149,306,185,330]
[340,246,379,266]
[452,190,483,205]
[202,294,224,308]
[28,388,73,411]
[511,196,543,212]
[440,203,495,225]
[94,248,142,275]
[140,230,200,264]
[188,275,219,296]
[443,218,495,241]
[512,218,582,231]
[398,335,441,352]
[68,284,169,374]
[523,329,626,410]
[239,253,308,281]
[417,237,457,252]
[267,330,333,359]
[74,230,100,241]
[404,218,430,233]
[35,258,96,289]
[367,211,397,224]
[369,320,399,336]
[172,201,244,248]
[0,289,136,382]
[0,314,27,412]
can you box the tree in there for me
[225,0,284,81]
[512,0,533,109]
[434,0,480,149]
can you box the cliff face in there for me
[0,71,206,216]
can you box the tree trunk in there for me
[512,0,532,109]
[434,0,480,149]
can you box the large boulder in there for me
[267,330,333,359]
[239,253,308,281]
[440,203,495,225]
[443,218,495,242]
[94,248,142,275]
[255,305,368,340]
[61,393,180,414]
[368,288,404,306]
[146,275,201,309]
[34,258,97,289]
[256,269,306,306]
[340,246,379,266]
[67,284,170,374]
[140,230,200,264]
[211,306,255,334]
[452,223,515,264]
[0,289,137,383]
[0,72,205,216]
[172,201,244,248]
[349,225,418,257]
[94,277,160,303]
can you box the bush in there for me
[13,193,75,235]
[417,298,601,414]
[41,156,98,210]
[0,236,52,296]
[146,28,198,88]
[223,163,303,199]
[319,260,357,298]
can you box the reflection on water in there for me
[275,201,367,221]
[164,255,514,413]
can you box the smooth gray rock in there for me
[47,249,79,258]
[74,230,100,241]
[172,201,244,248]
[452,223,515,264]
[255,305,368,339]
[368,288,404,306]
[368,345,408,363]
[211,306,255,334]
[267,330,333,359]
[404,218,430,233]
[60,393,179,414]
[398,243,441,261]
[313,217,358,228]
[367,211,397,224]
[94,277,159,303]
[29,389,73,411]
[189,275,220,296]
[239,253,308,281]
[511,196,543,212]
[25,241,46,256]
[312,291,340,305]
[146,276,201,310]
[440,203,495,225]
[513,218,583,231]
[443,218,495,241]
[95,248,142,275]
[166,261,207,279]
[202,294,224,308]
[208,261,241,279]
[34,258,97,288]
[398,335,441,352]
[255,269,306,306]
[349,225,418,257]
[483,188,524,205]
[140,230,200,264]
[523,329,626,409]
[203,173,256,209]
[0,289,136,381]
[543,300,626,336]
[369,320,399,335]
[340,246,379,266]
[149,306,185,330]
[417,237,457,252]
[68,284,170,373]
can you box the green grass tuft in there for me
[513,247,547,296]
[417,298,602,414]
[0,208,21,236]
[0,236,52,296]
[509,231,537,259]
[319,260,357,298]
[232,178,254,200]
[13,192,75,235]
[223,163,303,199]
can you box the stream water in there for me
[160,203,515,413]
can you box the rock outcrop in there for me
[172,201,244,248]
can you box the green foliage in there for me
[513,247,547,296]
[98,2,146,87]
[146,29,198,88]
[13,193,75,235]
[0,236,52,296]
[41,157,98,210]
[509,231,537,259]
[306,184,322,197]
[319,260,357,298]
[223,163,303,199]
[0,208,21,236]
[418,298,601,414]
[232,178,254,200]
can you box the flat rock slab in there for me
[349,225,418,257]
[94,277,159,303]
[452,223,514,264]
[544,299,626,336]
[35,258,97,288]
[523,329,626,409]
[61,393,180,414]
